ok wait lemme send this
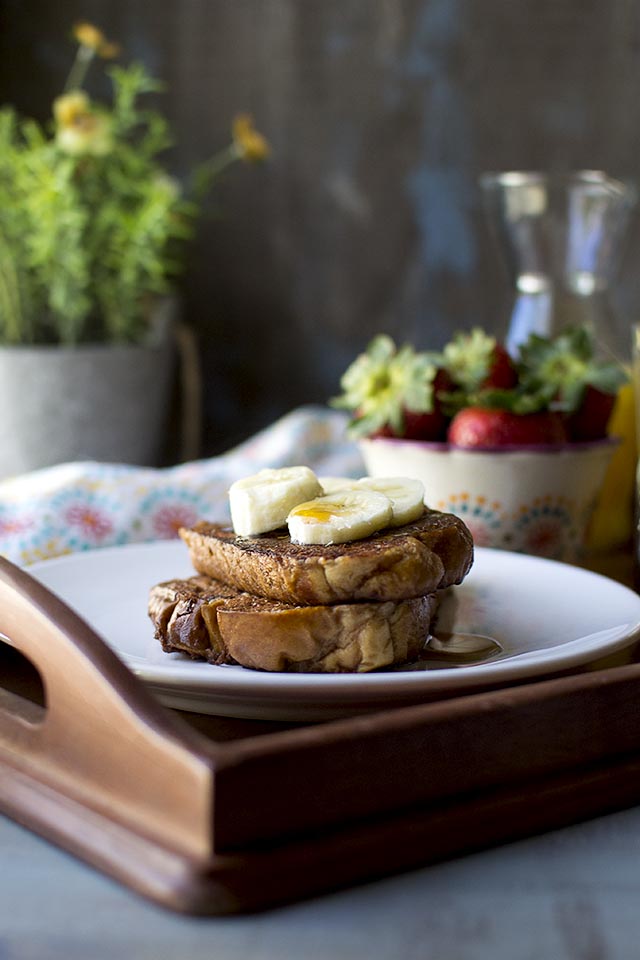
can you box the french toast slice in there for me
[149,575,438,673]
[179,509,473,606]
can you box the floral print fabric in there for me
[0,406,362,566]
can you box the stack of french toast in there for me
[148,467,474,673]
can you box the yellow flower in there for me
[97,40,120,60]
[232,114,270,163]
[53,89,89,126]
[53,91,113,156]
[73,21,119,58]
[73,21,105,50]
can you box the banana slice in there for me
[287,489,393,545]
[318,476,361,495]
[229,466,322,536]
[357,476,425,526]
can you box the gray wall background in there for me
[1,0,640,455]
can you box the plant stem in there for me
[192,144,240,202]
[64,46,95,93]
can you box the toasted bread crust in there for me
[149,575,438,673]
[179,509,473,605]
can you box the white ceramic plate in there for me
[29,541,640,721]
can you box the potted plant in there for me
[0,21,269,477]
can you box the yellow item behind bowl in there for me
[586,382,637,552]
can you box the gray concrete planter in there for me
[0,330,175,479]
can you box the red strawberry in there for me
[517,327,626,437]
[448,407,569,448]
[393,367,453,440]
[486,344,519,389]
[443,329,518,394]
[332,335,452,441]
[369,399,448,442]
[565,385,616,441]
[401,406,448,441]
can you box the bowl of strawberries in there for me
[332,327,626,561]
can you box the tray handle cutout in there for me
[0,556,215,861]
[0,636,46,725]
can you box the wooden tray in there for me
[1,555,640,915]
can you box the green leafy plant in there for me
[0,21,269,345]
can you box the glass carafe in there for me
[480,170,636,362]
[480,170,637,554]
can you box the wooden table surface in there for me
[3,799,640,959]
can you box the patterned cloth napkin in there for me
[0,405,363,566]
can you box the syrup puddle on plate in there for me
[388,586,505,671]
[391,632,503,672]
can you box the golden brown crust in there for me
[179,509,473,605]
[148,576,438,673]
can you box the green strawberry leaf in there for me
[332,324,628,440]
[585,363,628,395]
[517,325,627,413]
[441,327,497,391]
[440,385,550,416]
[330,334,438,437]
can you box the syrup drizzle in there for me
[392,632,503,672]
